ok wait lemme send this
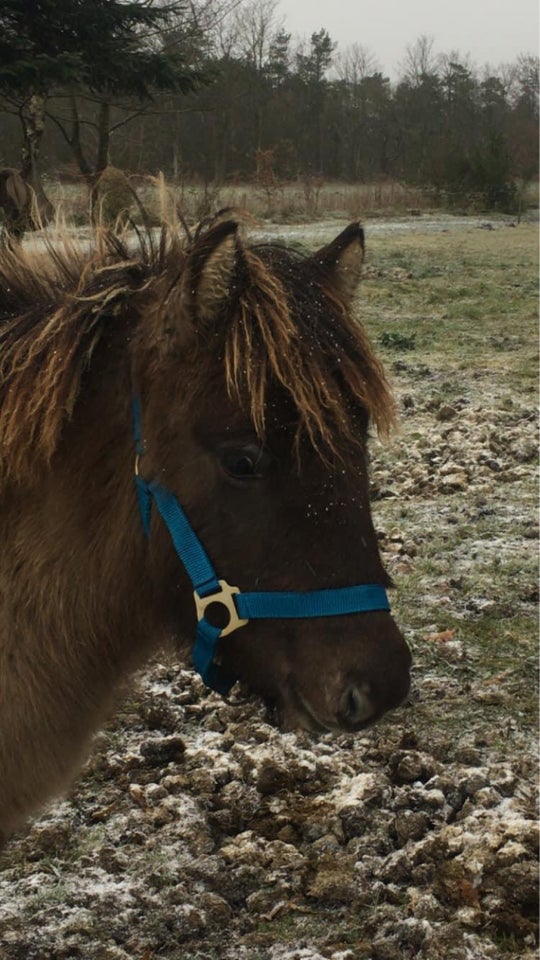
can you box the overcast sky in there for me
[276,0,538,75]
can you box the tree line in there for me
[0,0,538,214]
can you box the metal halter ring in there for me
[194,580,249,637]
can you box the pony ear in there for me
[311,222,365,301]
[185,220,240,324]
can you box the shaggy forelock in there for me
[0,224,394,482]
[223,243,395,460]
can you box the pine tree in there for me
[0,0,208,209]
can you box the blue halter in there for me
[133,397,390,694]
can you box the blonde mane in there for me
[0,224,395,482]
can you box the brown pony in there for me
[0,217,411,837]
[0,167,31,240]
[90,165,151,231]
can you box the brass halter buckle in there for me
[194,580,249,637]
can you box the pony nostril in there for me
[339,681,374,726]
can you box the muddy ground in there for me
[0,217,537,960]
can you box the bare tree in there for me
[400,35,440,84]
[334,43,380,85]
[232,0,284,69]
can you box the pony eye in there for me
[226,454,257,478]
[220,445,270,482]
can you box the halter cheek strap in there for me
[132,398,390,694]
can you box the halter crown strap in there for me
[132,398,390,694]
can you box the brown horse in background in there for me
[0,216,411,838]
[0,168,31,240]
[90,165,151,230]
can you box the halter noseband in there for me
[133,398,390,694]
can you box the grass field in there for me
[43,177,433,224]
[362,223,538,735]
[41,175,539,225]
